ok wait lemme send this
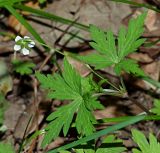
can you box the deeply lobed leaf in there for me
[13,60,35,75]
[78,12,147,75]
[36,58,103,147]
[132,129,160,153]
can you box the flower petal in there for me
[15,36,22,42]
[14,44,21,51]
[24,36,30,39]
[28,40,35,48]
[22,48,29,55]
[28,44,34,48]
[30,41,35,45]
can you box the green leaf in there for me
[96,135,126,153]
[114,59,145,76]
[78,53,113,69]
[0,142,15,153]
[118,13,146,60]
[43,101,80,146]
[12,60,35,75]
[78,13,146,75]
[75,102,97,136]
[151,99,160,115]
[62,59,81,94]
[36,58,103,147]
[132,129,160,153]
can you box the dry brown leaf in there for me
[128,53,153,63]
[142,61,159,81]
[135,61,160,90]
[8,15,27,35]
[94,106,118,120]
[66,56,91,77]
[145,10,158,31]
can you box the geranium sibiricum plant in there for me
[35,12,149,148]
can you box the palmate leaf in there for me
[78,12,147,76]
[132,129,160,153]
[36,58,103,147]
[12,60,35,75]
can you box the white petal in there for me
[14,44,21,51]
[28,44,34,48]
[15,36,22,42]
[30,41,35,45]
[22,48,29,55]
[24,36,30,39]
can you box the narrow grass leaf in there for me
[14,4,89,31]
[5,5,46,45]
[47,115,145,153]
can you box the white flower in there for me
[14,36,35,55]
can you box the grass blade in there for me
[98,115,160,123]
[14,4,89,31]
[47,115,145,153]
[0,0,25,7]
[5,5,46,45]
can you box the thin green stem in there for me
[87,65,121,92]
[36,41,65,56]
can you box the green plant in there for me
[12,60,35,75]
[34,11,160,152]
[78,12,146,76]
[36,58,104,147]
[132,129,160,153]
